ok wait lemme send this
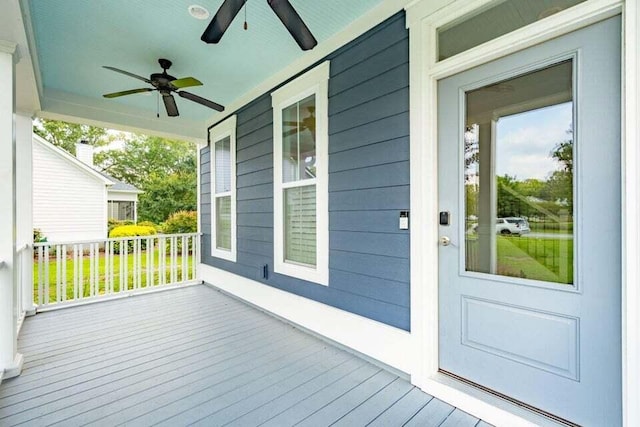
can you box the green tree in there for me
[137,172,197,224]
[96,134,198,223]
[33,118,111,155]
[497,175,523,217]
[96,135,196,189]
[541,138,573,212]
[516,178,545,199]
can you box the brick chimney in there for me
[75,140,94,167]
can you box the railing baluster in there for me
[146,237,153,288]
[136,238,142,290]
[192,235,197,280]
[171,236,177,284]
[73,244,78,300]
[61,244,67,302]
[119,239,124,292]
[193,235,200,280]
[132,238,137,290]
[110,240,115,293]
[96,243,101,296]
[89,243,95,297]
[37,246,43,306]
[133,238,137,289]
[181,235,187,283]
[56,245,62,303]
[105,240,110,294]
[125,238,130,292]
[44,245,50,305]
[161,236,166,286]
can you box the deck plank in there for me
[220,358,367,426]
[404,397,455,426]
[181,355,356,426]
[332,377,414,426]
[295,370,398,426]
[440,408,481,427]
[0,315,285,411]
[367,387,434,426]
[0,284,485,427]
[14,330,310,426]
[1,308,264,397]
[258,364,382,427]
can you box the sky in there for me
[495,102,572,181]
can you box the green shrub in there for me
[109,225,157,253]
[137,221,157,229]
[163,211,197,234]
[109,225,157,238]
[108,218,124,234]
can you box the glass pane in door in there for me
[464,60,574,284]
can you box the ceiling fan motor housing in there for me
[158,58,172,70]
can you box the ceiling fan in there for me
[201,0,317,51]
[102,58,224,117]
[283,106,315,138]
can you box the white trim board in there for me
[199,264,413,374]
[623,1,640,426]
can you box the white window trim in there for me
[272,61,330,286]
[209,115,237,262]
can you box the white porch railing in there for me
[33,233,200,309]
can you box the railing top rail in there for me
[33,232,201,247]
[16,243,30,252]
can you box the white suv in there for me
[496,217,530,235]
[467,217,531,235]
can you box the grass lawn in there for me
[528,222,574,234]
[466,236,573,284]
[34,249,195,304]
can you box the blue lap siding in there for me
[201,12,410,330]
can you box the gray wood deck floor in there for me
[0,284,487,427]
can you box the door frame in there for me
[404,0,639,425]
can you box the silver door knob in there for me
[439,236,451,246]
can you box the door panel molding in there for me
[461,296,580,380]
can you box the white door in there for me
[438,17,621,426]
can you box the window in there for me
[272,62,329,285]
[437,0,586,61]
[209,115,237,262]
[108,201,135,221]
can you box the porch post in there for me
[16,114,36,316]
[0,40,23,381]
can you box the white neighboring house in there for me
[32,136,142,242]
